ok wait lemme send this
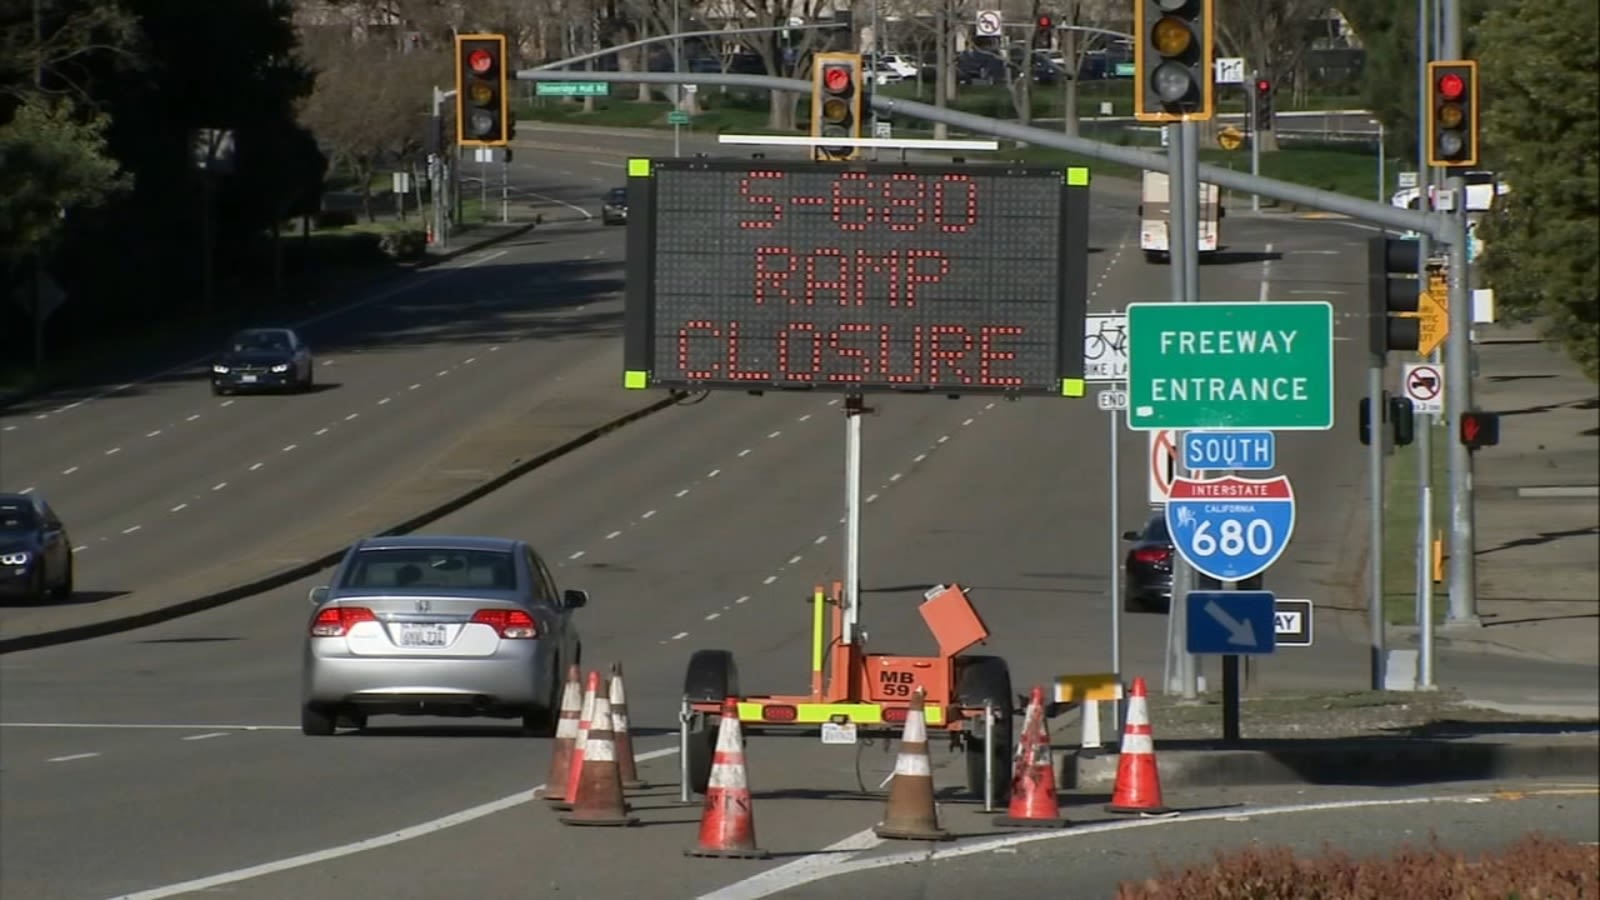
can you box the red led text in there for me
[738,171,978,233]
[753,246,949,308]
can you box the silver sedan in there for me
[300,534,586,736]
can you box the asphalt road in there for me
[0,155,634,637]
[0,151,1589,899]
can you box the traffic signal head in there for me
[1035,14,1054,47]
[1426,60,1479,168]
[1358,395,1416,447]
[811,52,863,162]
[1253,78,1274,131]
[1134,0,1215,122]
[1367,236,1422,359]
[456,34,511,147]
[1459,410,1500,449]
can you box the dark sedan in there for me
[212,327,314,395]
[601,187,628,226]
[0,493,74,603]
[1122,513,1172,613]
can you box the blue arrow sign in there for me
[1166,474,1297,583]
[1186,591,1277,655]
[1182,430,1276,471]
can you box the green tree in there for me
[0,93,129,261]
[1475,0,1600,380]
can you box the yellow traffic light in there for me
[456,34,511,147]
[1426,60,1479,167]
[810,52,863,162]
[1134,0,1215,123]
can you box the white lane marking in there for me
[985,402,996,410]
[671,632,689,641]
[409,383,421,391]
[591,161,625,169]
[605,530,622,540]
[568,550,586,560]
[105,447,121,456]
[146,430,161,438]
[913,453,927,463]
[59,401,81,412]
[701,795,1500,899]
[61,466,78,475]
[314,428,329,436]
[1259,242,1274,302]
[220,400,235,408]
[737,448,752,457]
[115,745,678,899]
[170,504,187,513]
[344,413,359,421]
[707,468,721,478]
[212,482,227,491]
[936,435,949,444]
[464,357,477,365]
[524,189,595,220]
[889,473,903,482]
[436,370,449,377]
[675,488,690,498]
[249,463,263,471]
[182,732,228,742]
[798,414,811,421]
[34,414,46,420]
[827,399,839,406]
[72,545,86,553]
[489,346,500,352]
[767,431,781,439]
[735,595,749,604]
[1,723,299,730]
[2,425,14,431]
[705,612,720,621]
[787,555,802,565]
[865,493,879,503]
[813,535,827,544]
[47,753,100,763]
[18,486,33,494]
[699,830,887,900]
[762,575,777,585]
[121,525,141,535]
[282,444,297,453]
[378,397,391,405]
[186,414,199,422]
[1289,249,1340,255]
[962,418,974,426]
[641,509,656,519]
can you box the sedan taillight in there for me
[471,609,539,639]
[311,606,376,637]
[1131,547,1171,564]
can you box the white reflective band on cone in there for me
[555,717,579,739]
[1124,700,1150,727]
[902,713,926,744]
[708,758,749,790]
[1120,733,1154,755]
[585,738,616,762]
[893,753,932,777]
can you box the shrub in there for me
[1115,833,1597,899]
[376,229,427,261]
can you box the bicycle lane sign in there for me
[1165,474,1296,582]
[1084,313,1128,383]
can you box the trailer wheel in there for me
[683,649,739,795]
[955,655,1014,803]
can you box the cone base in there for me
[621,779,648,790]
[559,813,641,827]
[994,815,1069,829]
[546,799,574,811]
[685,846,771,860]
[873,824,954,842]
[1105,803,1171,815]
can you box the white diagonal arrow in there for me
[1204,599,1259,647]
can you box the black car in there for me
[1122,513,1173,612]
[0,493,74,603]
[212,327,315,395]
[601,187,628,226]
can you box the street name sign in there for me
[1126,301,1335,430]
[537,82,610,97]
[1186,590,1277,655]
[1166,474,1297,583]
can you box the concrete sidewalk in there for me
[1393,321,1599,669]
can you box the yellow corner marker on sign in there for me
[626,158,650,178]
[623,370,648,390]
[1060,378,1086,398]
[1066,167,1090,187]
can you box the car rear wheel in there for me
[301,704,336,736]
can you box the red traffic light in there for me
[468,48,495,74]
[1037,15,1053,29]
[1256,79,1271,93]
[1437,72,1465,100]
[822,65,851,93]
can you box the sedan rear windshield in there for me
[339,549,517,591]
[606,188,627,204]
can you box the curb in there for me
[1067,737,1600,789]
[0,392,677,655]
[0,223,535,412]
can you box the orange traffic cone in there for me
[873,687,953,842]
[610,663,645,789]
[1105,676,1169,815]
[558,694,641,827]
[685,698,769,859]
[549,670,599,810]
[541,665,583,801]
[996,686,1068,829]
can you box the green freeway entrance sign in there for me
[537,82,610,97]
[1125,301,1335,431]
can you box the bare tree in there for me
[725,0,840,131]
[1215,0,1324,152]
[298,30,443,220]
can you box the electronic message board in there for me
[620,159,1090,397]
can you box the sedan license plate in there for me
[397,624,448,647]
[240,374,257,383]
[820,722,857,745]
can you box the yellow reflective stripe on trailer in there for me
[735,702,947,726]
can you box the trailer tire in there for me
[955,655,1014,803]
[683,650,739,795]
